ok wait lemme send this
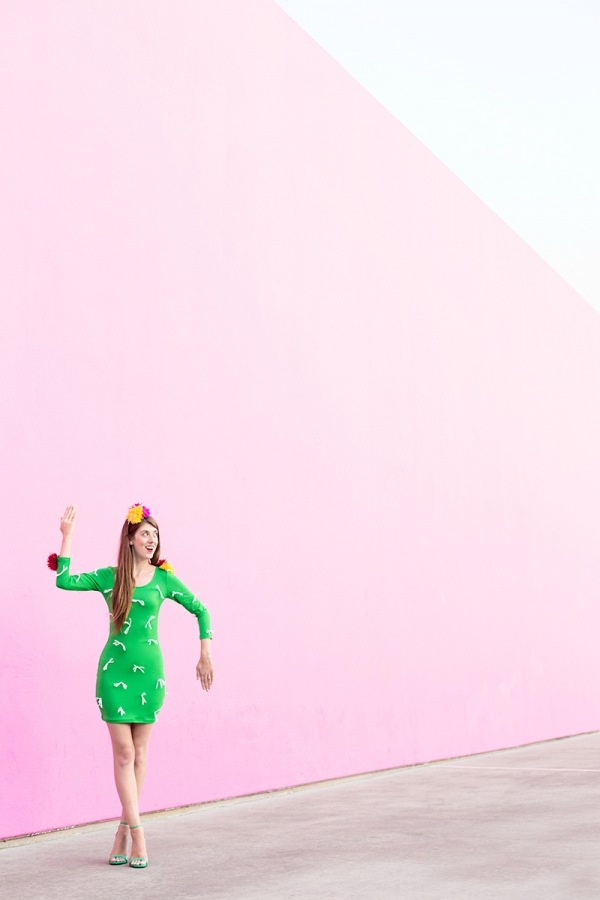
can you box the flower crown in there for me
[126,503,151,524]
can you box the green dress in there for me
[56,556,212,723]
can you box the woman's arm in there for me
[55,505,103,592]
[196,639,214,692]
[59,504,76,558]
[166,572,214,691]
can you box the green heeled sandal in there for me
[129,824,148,868]
[109,821,129,865]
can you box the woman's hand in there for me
[59,505,76,557]
[60,505,77,538]
[196,650,214,692]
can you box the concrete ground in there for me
[3,732,600,899]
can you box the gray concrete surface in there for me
[3,732,600,899]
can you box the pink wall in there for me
[1,0,600,840]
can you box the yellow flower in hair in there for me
[158,559,175,574]
[126,503,150,524]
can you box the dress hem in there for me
[101,717,157,724]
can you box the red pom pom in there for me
[157,559,165,567]
[47,553,58,571]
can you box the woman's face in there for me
[130,521,159,562]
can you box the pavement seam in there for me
[432,765,600,772]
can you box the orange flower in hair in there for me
[126,503,150,524]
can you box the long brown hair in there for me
[112,516,161,633]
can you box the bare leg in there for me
[127,724,153,863]
[132,723,154,798]
[106,723,136,862]
[107,722,154,863]
[107,723,140,824]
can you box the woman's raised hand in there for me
[60,505,77,538]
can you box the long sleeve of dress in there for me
[55,556,112,593]
[165,571,212,639]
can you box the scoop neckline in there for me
[134,565,159,590]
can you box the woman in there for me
[51,503,214,869]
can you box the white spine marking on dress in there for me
[156,678,165,689]
[145,615,156,630]
[132,597,145,606]
[57,565,68,577]
[141,693,147,705]
[113,640,126,651]
[133,665,145,673]
[118,707,126,716]
[147,639,158,645]
[96,697,103,708]
[155,584,166,601]
[123,618,132,634]
[172,591,183,598]
[114,682,128,689]
[103,658,115,670]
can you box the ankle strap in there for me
[119,821,129,826]
[130,824,143,830]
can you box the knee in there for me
[133,743,148,766]
[114,743,135,768]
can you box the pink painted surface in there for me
[1,0,600,839]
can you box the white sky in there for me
[274,0,600,310]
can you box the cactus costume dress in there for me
[56,556,212,723]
